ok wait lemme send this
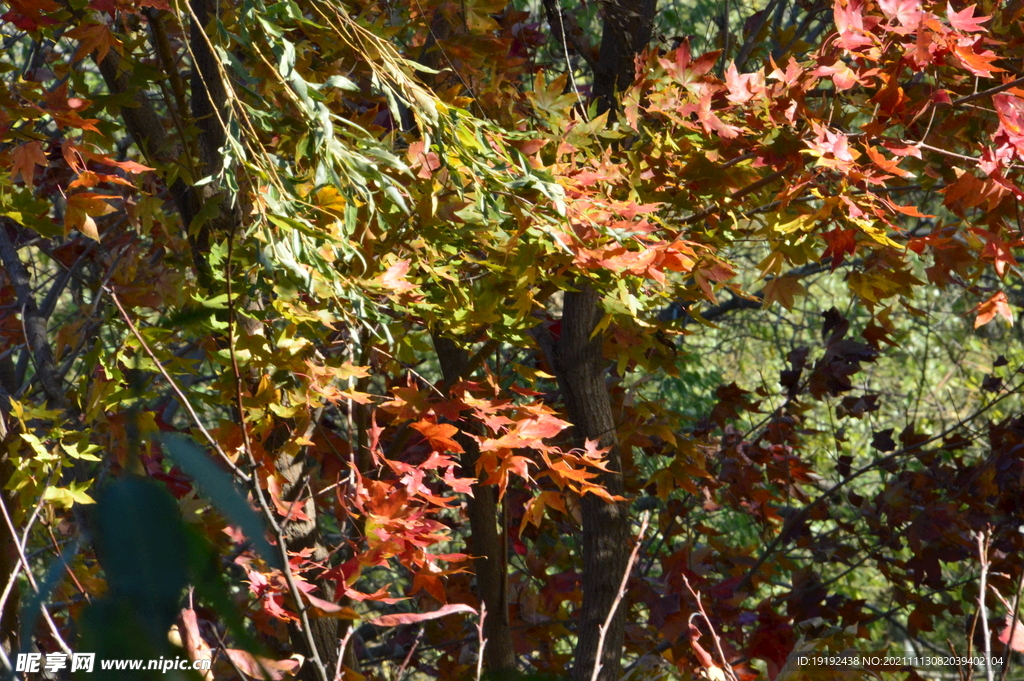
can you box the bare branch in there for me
[589,512,650,681]
[0,221,66,409]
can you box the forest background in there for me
[0,0,1023,679]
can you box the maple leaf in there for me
[811,62,859,91]
[64,193,117,241]
[821,228,857,270]
[724,64,764,104]
[411,420,464,453]
[10,141,48,187]
[879,0,922,29]
[975,228,1017,278]
[946,2,989,32]
[993,94,1024,155]
[376,259,417,294]
[952,36,1004,77]
[972,291,1013,327]
[68,170,136,189]
[179,609,214,681]
[833,0,877,51]
[660,41,719,87]
[530,72,577,117]
[762,276,806,310]
[303,593,361,620]
[76,146,154,173]
[65,23,120,63]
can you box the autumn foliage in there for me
[1,0,1024,679]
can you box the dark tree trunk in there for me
[556,285,630,681]
[555,2,656,677]
[592,0,658,115]
[432,334,517,673]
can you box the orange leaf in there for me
[64,193,117,241]
[10,141,48,188]
[411,420,464,453]
[366,602,475,627]
[179,608,213,681]
[224,650,301,681]
[761,276,806,310]
[973,291,1013,328]
[377,259,416,293]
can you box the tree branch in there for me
[0,222,66,409]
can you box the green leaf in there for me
[159,432,280,568]
[91,477,190,644]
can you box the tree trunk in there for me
[556,286,630,681]
[432,334,517,673]
[592,0,658,115]
[563,4,657,670]
[275,446,340,680]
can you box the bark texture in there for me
[432,334,517,673]
[592,0,658,115]
[556,285,630,681]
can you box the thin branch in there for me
[0,483,73,656]
[102,286,244,478]
[395,627,424,681]
[0,222,66,409]
[952,75,1024,108]
[333,626,355,681]
[475,604,487,681]
[589,512,650,681]
[978,530,994,681]
[682,575,738,681]
[997,552,1024,681]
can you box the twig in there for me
[333,626,355,681]
[589,512,650,681]
[978,529,994,681]
[0,485,73,656]
[395,627,424,681]
[997,542,1024,681]
[952,75,1024,107]
[682,575,738,681]
[102,287,245,478]
[475,603,487,681]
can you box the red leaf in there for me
[179,608,213,680]
[304,593,361,620]
[998,614,1024,652]
[821,228,857,270]
[366,602,476,627]
[947,2,989,32]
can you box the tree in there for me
[1,0,1024,679]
